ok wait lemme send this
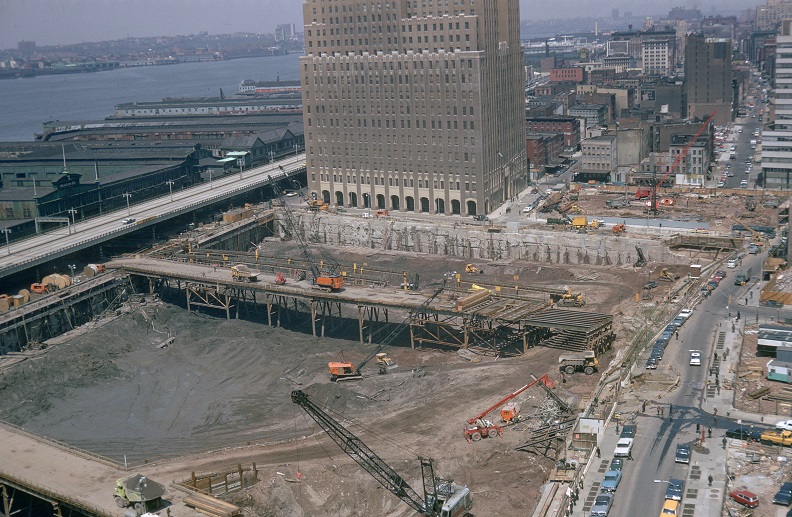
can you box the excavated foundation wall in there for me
[276,214,688,266]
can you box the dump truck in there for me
[113,474,165,515]
[735,267,752,286]
[231,264,258,282]
[559,351,599,375]
[761,429,792,446]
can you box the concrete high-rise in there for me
[684,33,733,126]
[300,0,526,216]
[762,19,792,188]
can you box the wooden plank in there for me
[183,493,241,517]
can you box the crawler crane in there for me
[291,390,473,516]
[464,373,555,443]
[273,184,344,291]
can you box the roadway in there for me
[587,243,782,517]
[0,154,307,282]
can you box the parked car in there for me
[650,348,664,360]
[472,215,488,221]
[777,420,792,432]
[665,478,685,501]
[600,470,623,493]
[675,443,690,464]
[730,490,759,508]
[654,338,669,349]
[614,438,634,457]
[677,309,694,322]
[714,270,727,280]
[773,482,792,506]
[672,316,686,327]
[620,424,637,439]
[645,357,659,370]
[590,493,613,517]
[609,457,624,472]
[725,427,764,441]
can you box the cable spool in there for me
[17,289,30,304]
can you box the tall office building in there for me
[684,33,733,126]
[757,0,792,31]
[762,19,792,188]
[300,0,526,216]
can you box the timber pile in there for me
[183,492,241,517]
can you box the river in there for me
[0,53,301,142]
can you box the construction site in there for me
[0,162,789,516]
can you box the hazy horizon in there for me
[0,0,759,51]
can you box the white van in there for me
[727,253,744,268]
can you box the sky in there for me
[0,0,759,50]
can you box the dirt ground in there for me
[0,239,667,516]
[733,325,792,416]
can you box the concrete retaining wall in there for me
[276,213,688,266]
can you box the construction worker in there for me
[708,474,713,487]
[708,427,712,438]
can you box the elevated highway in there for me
[0,154,306,282]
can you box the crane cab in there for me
[328,361,362,381]
[500,403,520,424]
[314,274,345,291]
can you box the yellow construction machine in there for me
[465,264,484,274]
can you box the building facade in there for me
[762,19,792,189]
[757,0,792,31]
[642,39,672,75]
[684,34,733,126]
[525,116,581,150]
[300,0,526,216]
[581,135,618,173]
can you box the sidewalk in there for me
[570,307,787,517]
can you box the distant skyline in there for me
[0,0,761,51]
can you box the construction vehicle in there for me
[274,272,287,285]
[274,184,345,292]
[464,374,555,442]
[735,267,753,286]
[588,219,602,229]
[558,288,585,307]
[464,264,484,274]
[659,268,679,282]
[231,264,258,282]
[728,216,765,247]
[745,196,757,211]
[30,283,49,294]
[375,209,389,217]
[571,215,588,229]
[634,246,647,268]
[327,279,448,381]
[612,223,626,235]
[307,199,328,211]
[292,390,473,516]
[760,429,792,446]
[113,474,165,515]
[328,349,398,381]
[558,350,599,375]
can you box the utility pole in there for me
[123,192,132,215]
[166,179,175,201]
[1,228,10,255]
[238,158,244,180]
[67,208,78,234]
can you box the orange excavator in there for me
[464,374,555,443]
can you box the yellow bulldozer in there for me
[465,264,484,274]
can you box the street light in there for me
[122,192,132,215]
[294,144,299,156]
[270,150,275,164]
[166,179,175,201]
[209,170,213,190]
[67,208,77,234]
[237,158,244,180]
[1,228,10,255]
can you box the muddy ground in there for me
[0,244,678,516]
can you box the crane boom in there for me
[466,374,552,424]
[291,390,429,514]
[650,111,716,207]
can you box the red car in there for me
[730,490,759,508]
